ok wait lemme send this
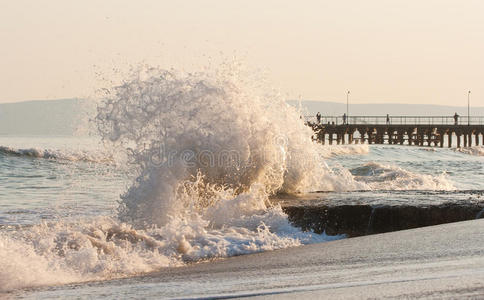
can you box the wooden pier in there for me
[308,116,484,148]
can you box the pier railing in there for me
[307,115,484,126]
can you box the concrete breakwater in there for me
[280,202,484,237]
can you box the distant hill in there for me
[288,100,484,117]
[0,99,85,135]
[1,98,483,136]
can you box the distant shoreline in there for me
[1,98,483,135]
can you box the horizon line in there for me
[0,97,483,108]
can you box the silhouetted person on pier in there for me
[386,114,390,125]
[454,113,459,125]
[316,112,321,124]
[342,113,347,125]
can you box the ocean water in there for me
[1,67,483,297]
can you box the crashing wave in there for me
[95,66,349,226]
[0,64,349,291]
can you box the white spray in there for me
[95,65,338,227]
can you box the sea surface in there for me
[1,135,483,297]
[1,136,483,227]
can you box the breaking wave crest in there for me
[455,146,484,157]
[0,145,114,163]
[351,162,455,190]
[319,144,369,159]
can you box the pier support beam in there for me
[360,131,366,144]
[377,133,384,144]
[307,122,483,149]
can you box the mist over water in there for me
[0,64,483,293]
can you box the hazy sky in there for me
[1,0,483,106]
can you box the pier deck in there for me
[308,116,484,147]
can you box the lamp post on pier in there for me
[346,90,350,124]
[468,90,471,126]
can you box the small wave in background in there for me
[350,162,455,190]
[455,146,484,156]
[0,145,114,163]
